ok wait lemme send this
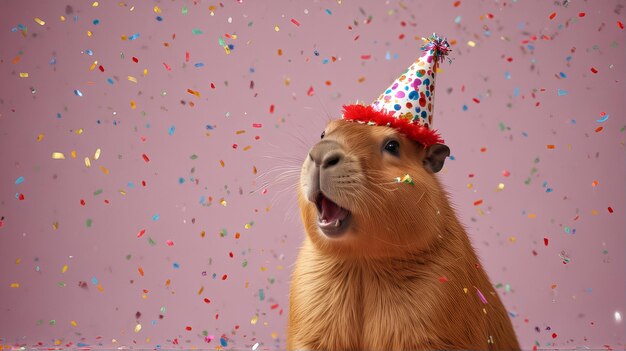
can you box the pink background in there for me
[1,1,624,349]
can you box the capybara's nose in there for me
[309,140,344,169]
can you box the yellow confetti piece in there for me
[121,35,128,41]
[219,160,225,167]
[37,133,44,141]
[244,223,252,229]
[75,128,83,135]
[130,100,136,109]
[94,148,101,160]
[223,46,231,55]
[84,157,91,168]
[250,314,258,325]
[34,17,46,26]
[497,183,505,190]
[467,40,476,47]
[19,73,29,78]
[187,89,200,97]
[62,265,68,273]
[89,61,98,71]
[463,287,468,294]
[509,236,516,243]
[142,69,148,76]
[92,1,99,6]
[235,130,246,135]
[71,150,77,158]
[528,213,537,219]
[134,324,142,333]
[54,340,61,346]
[271,332,278,339]
[52,152,65,159]
[15,258,21,264]
[128,76,137,83]
[119,189,127,195]
[198,286,204,295]
[10,283,20,288]
[274,25,280,32]
[87,30,93,37]
[99,166,109,174]
[154,6,162,13]
[243,146,251,151]
[97,283,103,291]
[60,15,66,21]
[53,222,59,230]
[71,320,77,327]
[220,198,227,206]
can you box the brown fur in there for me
[288,120,520,350]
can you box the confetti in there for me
[52,152,65,159]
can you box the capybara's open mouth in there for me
[314,192,352,236]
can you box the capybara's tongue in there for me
[321,196,346,222]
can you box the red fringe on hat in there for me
[342,104,444,147]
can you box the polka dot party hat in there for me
[342,33,451,147]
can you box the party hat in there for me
[342,33,451,147]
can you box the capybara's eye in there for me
[320,130,325,139]
[384,140,400,156]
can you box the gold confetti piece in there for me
[71,150,77,158]
[219,160,225,167]
[497,183,505,190]
[127,76,137,83]
[71,320,77,327]
[89,61,98,71]
[219,198,227,206]
[62,265,68,273]
[94,148,101,160]
[118,189,127,195]
[34,17,45,26]
[37,133,44,141]
[223,46,230,55]
[53,222,59,230]
[92,1,99,6]
[243,146,251,151]
[60,15,66,21]
[528,213,537,219]
[130,100,136,109]
[463,287,468,293]
[10,283,20,288]
[87,30,93,37]
[99,166,109,174]
[97,283,103,292]
[591,209,599,215]
[271,332,278,339]
[84,157,91,168]
[54,340,61,346]
[467,41,476,47]
[142,68,148,76]
[250,314,258,325]
[235,130,246,134]
[75,128,83,135]
[153,6,162,13]
[19,73,29,78]
[253,166,257,174]
[52,152,65,159]
[121,35,128,41]
[198,285,204,295]
[15,258,21,264]
[244,223,252,229]
[134,324,142,333]
[274,25,280,32]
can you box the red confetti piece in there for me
[138,267,144,276]
[307,86,315,96]
[204,298,211,303]
[221,274,228,280]
[270,304,279,310]
[547,144,555,149]
[438,276,448,283]
[185,51,190,62]
[472,98,480,103]
[18,193,25,200]
[252,123,262,128]
[132,57,139,63]
[210,82,216,89]
[618,21,624,29]
[80,199,86,206]
[398,33,405,40]
[480,147,487,152]
[473,199,483,206]
[229,252,234,258]
[269,104,274,113]
[549,12,556,20]
[353,35,360,41]
[186,326,192,331]
[163,62,171,71]
[142,154,150,162]
[590,67,598,74]
[232,144,238,149]
[360,55,371,60]
[487,13,494,19]
[137,229,146,238]
[98,65,104,72]
[290,18,300,26]
[608,207,614,214]
[595,126,603,133]
[552,333,557,339]
[453,1,461,7]
[578,12,585,17]
[166,240,174,247]
[544,237,549,246]
[502,170,511,177]
[506,57,513,62]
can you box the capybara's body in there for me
[288,119,519,350]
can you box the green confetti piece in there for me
[242,259,248,268]
[190,154,198,160]
[192,28,203,35]
[93,188,103,196]
[182,6,188,15]
[57,282,66,287]
[49,320,56,325]
[148,237,156,246]
[86,219,92,227]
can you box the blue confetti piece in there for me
[91,277,98,285]
[57,112,62,119]
[199,195,206,204]
[385,51,391,60]
[596,114,609,123]
[259,289,265,301]
[152,214,160,221]
[194,62,204,67]
[49,57,56,65]
[15,176,25,185]
[462,104,468,111]
[178,177,185,184]
[128,33,140,40]
[74,89,83,97]
[449,155,455,161]
[77,343,89,347]
[325,8,332,15]
[454,15,461,24]
[107,77,114,85]
[527,44,535,51]
[522,131,528,137]
[557,89,568,96]
[504,71,511,80]
[206,124,214,130]
[127,182,135,188]
[322,58,329,64]
[513,87,520,97]
[168,125,176,135]
[156,16,163,21]
[85,49,94,56]
[559,72,567,78]
[220,338,228,347]
[172,262,180,269]
[92,19,100,25]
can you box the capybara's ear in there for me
[423,144,450,173]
